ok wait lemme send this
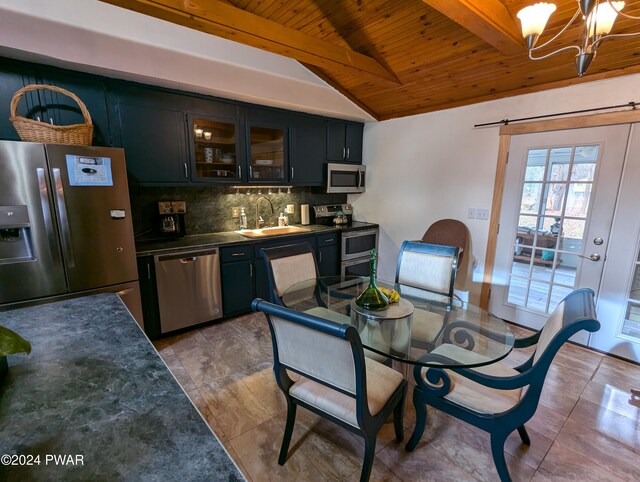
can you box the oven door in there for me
[341,257,371,277]
[341,228,378,261]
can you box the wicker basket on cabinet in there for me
[9,84,93,145]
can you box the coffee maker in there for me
[158,201,187,237]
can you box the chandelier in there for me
[516,1,640,76]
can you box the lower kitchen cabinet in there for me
[220,245,256,316]
[137,255,162,340]
[317,232,340,276]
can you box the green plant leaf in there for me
[0,326,31,356]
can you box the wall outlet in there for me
[476,208,489,220]
[231,207,241,218]
[285,204,295,214]
[468,208,477,219]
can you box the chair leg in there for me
[517,425,531,446]
[278,399,297,465]
[360,433,377,482]
[405,389,426,451]
[393,385,406,442]
[490,432,511,482]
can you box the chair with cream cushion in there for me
[405,288,600,482]
[252,298,407,482]
[260,243,319,306]
[395,241,460,350]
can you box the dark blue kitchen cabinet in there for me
[289,115,326,186]
[109,85,189,185]
[244,107,289,183]
[327,120,363,164]
[137,255,162,340]
[317,232,340,276]
[220,246,255,316]
[0,59,44,141]
[37,70,111,146]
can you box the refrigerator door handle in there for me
[52,168,75,268]
[36,168,59,250]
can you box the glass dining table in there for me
[281,276,515,370]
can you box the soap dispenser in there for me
[239,208,247,230]
[278,212,287,227]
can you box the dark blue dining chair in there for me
[405,288,600,482]
[395,241,460,351]
[260,242,319,305]
[252,298,407,482]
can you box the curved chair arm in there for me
[441,320,513,350]
[412,363,452,397]
[513,331,541,348]
[416,352,533,391]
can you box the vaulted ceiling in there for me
[101,0,640,120]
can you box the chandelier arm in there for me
[606,0,640,21]
[529,45,582,60]
[591,31,640,49]
[529,10,582,52]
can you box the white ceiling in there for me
[0,0,374,122]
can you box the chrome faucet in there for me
[255,196,274,228]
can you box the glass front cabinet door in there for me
[188,113,241,183]
[247,123,287,183]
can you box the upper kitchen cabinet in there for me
[36,69,111,146]
[289,115,326,186]
[186,101,243,183]
[327,120,363,164]
[108,85,189,185]
[245,107,288,183]
[0,59,39,141]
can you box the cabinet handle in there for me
[183,163,188,178]
[319,251,323,263]
[291,166,294,179]
[324,238,333,243]
[147,264,151,279]
[231,252,246,257]
[347,147,350,158]
[238,165,242,178]
[49,118,55,125]
[249,165,253,178]
[342,147,346,159]
[249,263,254,277]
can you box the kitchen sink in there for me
[235,226,312,238]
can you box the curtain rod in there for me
[474,101,638,128]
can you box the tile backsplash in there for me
[130,185,346,237]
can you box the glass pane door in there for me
[191,116,239,181]
[249,125,285,182]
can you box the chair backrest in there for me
[395,241,460,296]
[531,288,600,366]
[252,298,367,401]
[421,219,469,267]
[260,243,319,304]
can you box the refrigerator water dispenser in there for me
[0,205,35,264]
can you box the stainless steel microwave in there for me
[327,163,366,193]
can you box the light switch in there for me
[285,204,295,214]
[468,208,477,219]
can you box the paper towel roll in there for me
[301,204,310,225]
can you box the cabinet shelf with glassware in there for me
[188,112,243,183]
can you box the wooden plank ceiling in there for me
[101,0,640,120]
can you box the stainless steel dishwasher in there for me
[154,248,223,333]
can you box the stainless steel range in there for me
[312,204,379,277]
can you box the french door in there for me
[490,125,630,345]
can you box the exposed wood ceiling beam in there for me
[421,0,524,56]
[100,0,401,84]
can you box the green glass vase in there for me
[355,249,389,311]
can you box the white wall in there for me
[0,0,373,121]
[351,74,640,303]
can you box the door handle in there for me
[36,168,58,251]
[580,253,601,262]
[180,257,197,263]
[52,168,75,268]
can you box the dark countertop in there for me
[0,294,243,481]
[136,221,378,256]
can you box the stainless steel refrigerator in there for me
[0,141,142,323]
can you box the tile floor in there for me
[153,314,640,481]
